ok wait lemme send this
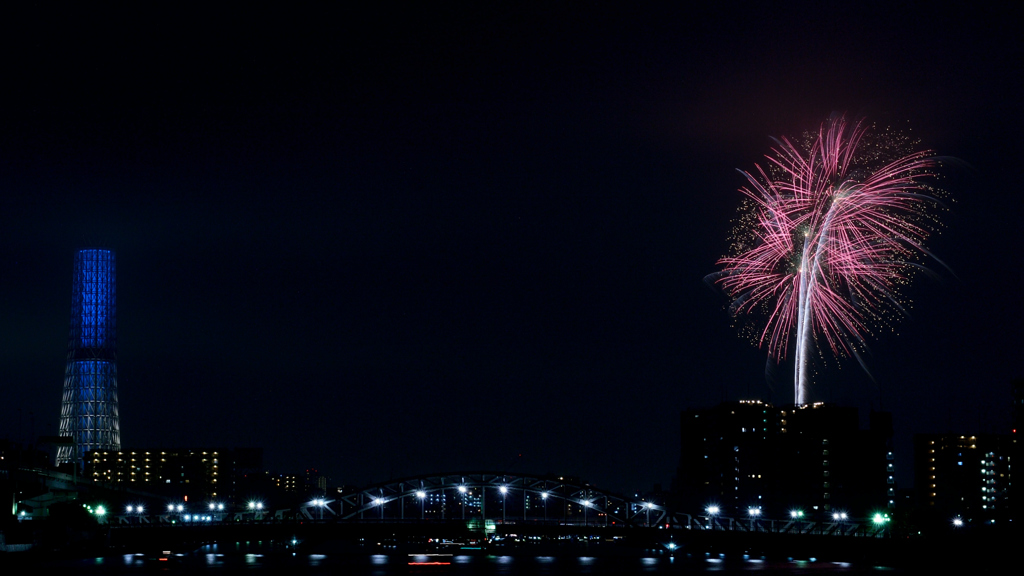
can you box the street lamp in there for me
[126,504,144,522]
[248,500,264,519]
[499,486,508,523]
[541,492,549,521]
[416,491,426,520]
[373,497,384,519]
[171,503,184,520]
[583,500,591,526]
[747,507,761,531]
[458,486,467,520]
[310,498,326,520]
[872,512,891,530]
[706,505,719,530]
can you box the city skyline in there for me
[1,5,1022,493]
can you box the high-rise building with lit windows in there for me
[56,249,120,465]
[675,401,894,518]
[914,433,1014,525]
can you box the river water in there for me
[31,545,902,574]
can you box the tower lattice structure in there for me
[57,249,121,465]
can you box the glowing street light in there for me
[542,492,549,521]
[416,491,426,519]
[500,486,508,523]
[952,517,963,528]
[126,504,144,522]
[248,500,265,519]
[458,486,467,520]
[747,507,761,531]
[705,505,720,530]
[583,500,592,526]
[310,498,327,520]
[646,502,655,527]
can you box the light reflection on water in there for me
[82,548,892,574]
[641,557,661,573]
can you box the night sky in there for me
[1,5,1021,495]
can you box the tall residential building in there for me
[914,433,1014,525]
[676,400,776,515]
[56,249,120,465]
[83,447,263,501]
[675,401,894,518]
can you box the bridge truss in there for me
[288,471,887,537]
[317,472,673,526]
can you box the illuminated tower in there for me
[56,249,120,465]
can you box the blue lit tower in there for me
[56,249,121,465]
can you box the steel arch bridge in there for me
[322,472,672,526]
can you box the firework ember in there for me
[710,115,946,406]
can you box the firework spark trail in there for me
[711,116,944,406]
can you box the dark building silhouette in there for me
[914,433,1015,526]
[675,401,894,519]
[57,249,120,466]
[676,400,776,515]
[912,380,1020,527]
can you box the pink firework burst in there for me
[712,115,945,406]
